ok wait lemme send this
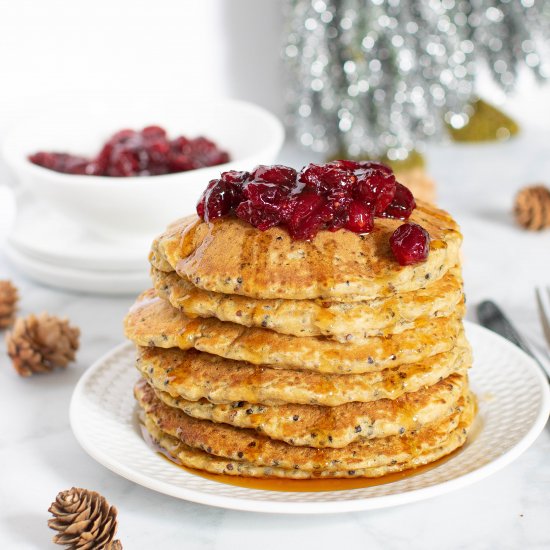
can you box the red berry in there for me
[345,201,374,233]
[197,179,233,222]
[252,165,297,186]
[357,161,394,175]
[28,152,90,174]
[243,181,289,207]
[381,183,416,219]
[287,194,333,240]
[168,154,195,172]
[325,189,352,231]
[355,168,396,215]
[329,159,362,171]
[220,170,249,205]
[390,223,430,265]
[299,164,356,194]
[93,143,113,175]
[235,200,286,231]
[221,170,250,185]
[142,125,167,139]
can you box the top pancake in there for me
[149,201,462,300]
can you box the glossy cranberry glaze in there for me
[390,222,431,266]
[28,126,230,177]
[197,161,428,264]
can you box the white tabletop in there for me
[1,105,550,548]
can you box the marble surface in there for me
[1,107,550,549]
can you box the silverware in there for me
[535,287,550,351]
[477,299,550,383]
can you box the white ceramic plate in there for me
[70,322,550,514]
[4,242,149,296]
[8,196,149,272]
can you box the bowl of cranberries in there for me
[2,99,284,240]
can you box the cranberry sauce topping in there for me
[390,223,431,266]
[28,126,230,177]
[197,161,429,265]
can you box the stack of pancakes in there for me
[125,200,476,479]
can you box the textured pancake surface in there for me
[137,384,475,477]
[125,290,465,373]
[152,267,464,340]
[144,373,467,447]
[136,344,471,406]
[142,414,472,479]
[149,202,462,300]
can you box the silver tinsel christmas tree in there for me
[283,0,550,160]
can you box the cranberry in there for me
[168,154,195,172]
[170,136,190,150]
[219,170,249,204]
[325,189,352,231]
[287,194,333,240]
[221,170,250,185]
[108,149,140,177]
[299,164,356,194]
[390,223,430,265]
[189,137,230,167]
[381,183,416,220]
[28,152,90,174]
[326,209,349,231]
[358,161,394,175]
[93,143,112,175]
[355,168,396,215]
[345,201,374,233]
[243,181,289,208]
[141,125,167,139]
[330,159,393,176]
[197,179,233,222]
[252,165,297,187]
[236,200,287,231]
[329,159,362,171]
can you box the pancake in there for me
[152,266,464,341]
[149,201,462,301]
[136,382,475,475]
[142,413,472,478]
[136,344,471,406]
[125,290,465,373]
[145,372,466,447]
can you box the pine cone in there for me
[514,185,550,231]
[48,487,122,550]
[5,313,80,377]
[0,280,18,329]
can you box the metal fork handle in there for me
[477,300,550,384]
[535,287,550,349]
[477,301,536,358]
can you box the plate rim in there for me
[70,321,550,514]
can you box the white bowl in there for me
[2,99,284,241]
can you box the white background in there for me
[0,0,284,129]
